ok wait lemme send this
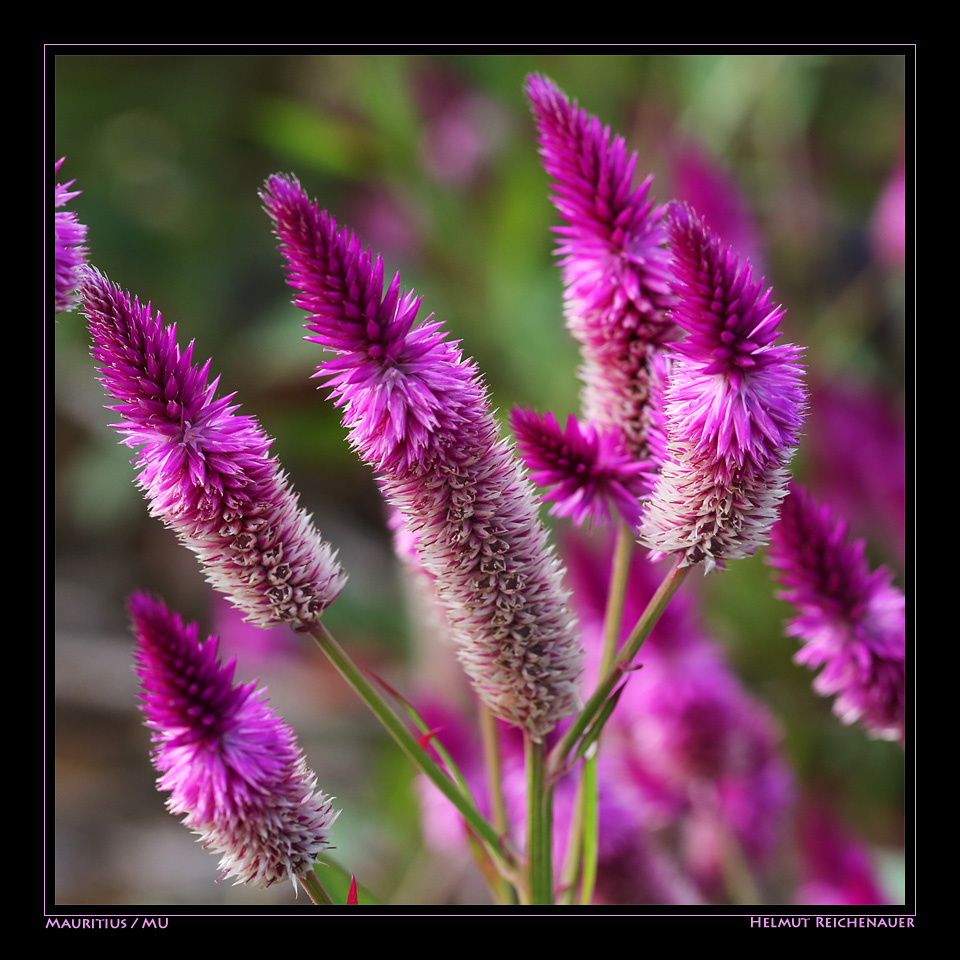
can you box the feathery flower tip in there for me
[83,270,345,628]
[54,158,88,313]
[263,173,583,740]
[131,593,338,886]
[525,74,677,461]
[640,204,807,571]
[767,484,905,743]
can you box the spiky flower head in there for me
[131,592,338,886]
[640,203,807,571]
[82,270,345,628]
[262,173,582,741]
[767,483,906,743]
[54,158,88,313]
[525,73,676,461]
[510,408,650,529]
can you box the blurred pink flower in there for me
[794,805,888,905]
[871,156,906,269]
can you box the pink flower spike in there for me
[82,270,346,628]
[639,204,807,572]
[131,593,339,887]
[347,874,359,905]
[767,483,906,743]
[511,408,651,529]
[262,173,583,741]
[525,74,677,462]
[54,158,88,313]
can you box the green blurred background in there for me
[51,51,909,908]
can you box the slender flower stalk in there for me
[767,483,906,743]
[130,592,339,888]
[640,203,807,572]
[525,73,676,463]
[82,270,346,628]
[262,173,582,742]
[54,158,88,313]
[511,408,650,530]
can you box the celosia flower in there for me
[130,592,338,887]
[262,173,582,741]
[82,270,345,628]
[510,408,650,529]
[766,483,906,743]
[525,73,676,461]
[54,158,88,313]
[640,203,807,571]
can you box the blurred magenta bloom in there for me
[794,805,888,905]
[83,270,346,628]
[767,483,906,743]
[640,203,807,572]
[54,158,88,313]
[671,143,765,275]
[417,530,792,903]
[806,381,906,568]
[871,155,906,269]
[525,73,676,462]
[511,408,651,529]
[131,593,338,887]
[569,535,791,895]
[263,173,583,741]
[416,65,508,185]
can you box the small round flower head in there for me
[511,408,651,529]
[262,173,583,741]
[525,74,677,462]
[640,203,807,571]
[54,158,88,313]
[767,483,906,743]
[130,593,339,887]
[82,270,345,628]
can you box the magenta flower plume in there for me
[131,592,338,886]
[767,483,906,743]
[640,203,807,571]
[54,158,88,313]
[525,74,676,461]
[82,270,346,628]
[262,173,582,740]
[510,408,650,529]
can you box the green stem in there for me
[479,704,516,905]
[600,522,635,674]
[307,623,513,876]
[547,556,691,780]
[525,735,553,905]
[561,524,634,905]
[299,869,336,905]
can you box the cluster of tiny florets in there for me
[54,158,88,313]
[525,74,677,463]
[83,270,346,628]
[640,204,807,571]
[131,593,338,886]
[767,484,905,743]
[263,173,583,740]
